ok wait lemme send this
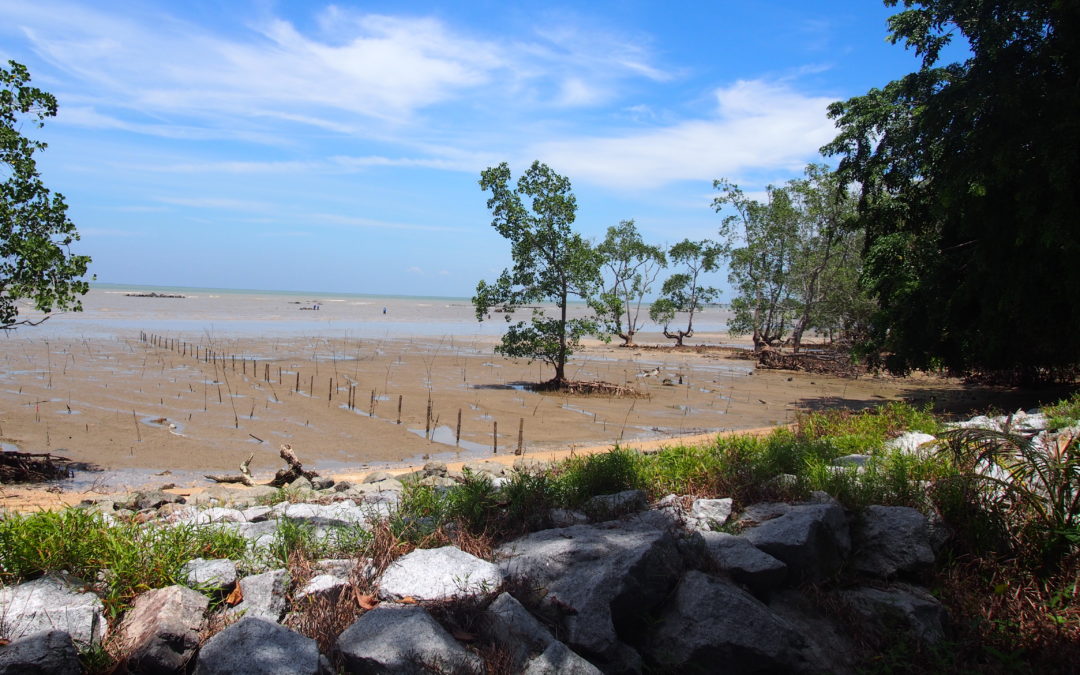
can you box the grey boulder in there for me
[194,617,325,675]
[228,569,290,622]
[119,585,208,674]
[496,514,683,671]
[840,584,947,645]
[523,641,601,675]
[699,531,787,594]
[742,502,850,584]
[336,605,482,674]
[181,558,237,591]
[642,570,815,673]
[688,497,734,531]
[851,505,935,578]
[0,630,82,675]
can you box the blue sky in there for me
[2,1,931,297]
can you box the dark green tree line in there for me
[823,0,1080,379]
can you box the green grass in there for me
[1043,391,1080,431]
[265,518,370,567]
[0,510,248,616]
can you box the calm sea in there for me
[16,283,730,340]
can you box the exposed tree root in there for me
[532,378,647,397]
[756,348,863,377]
[0,450,74,483]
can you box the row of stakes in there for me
[140,332,526,454]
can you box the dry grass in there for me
[938,553,1080,670]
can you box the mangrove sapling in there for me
[940,426,1080,563]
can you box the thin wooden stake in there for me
[492,421,498,454]
[397,395,402,425]
[517,417,524,455]
[456,409,462,446]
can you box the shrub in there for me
[939,427,1080,565]
[557,447,643,506]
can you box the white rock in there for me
[0,574,108,645]
[379,546,502,602]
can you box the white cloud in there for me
[531,79,838,190]
[2,1,670,141]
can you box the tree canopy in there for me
[822,1,1080,379]
[473,161,603,385]
[1,61,91,328]
[596,220,666,347]
[715,166,872,353]
[648,239,722,347]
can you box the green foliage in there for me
[939,427,1080,564]
[557,447,644,506]
[1,61,92,328]
[0,510,247,615]
[387,479,452,543]
[446,469,500,533]
[714,166,871,352]
[822,1,1080,378]
[1043,392,1080,432]
[266,518,370,567]
[595,220,666,346]
[648,239,722,346]
[473,161,604,383]
[797,402,942,451]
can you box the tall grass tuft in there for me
[0,510,248,616]
[557,446,643,506]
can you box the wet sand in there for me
[0,286,979,504]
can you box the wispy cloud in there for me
[156,196,274,211]
[310,213,461,232]
[3,1,671,143]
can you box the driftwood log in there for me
[205,444,320,487]
[0,450,74,483]
[269,444,319,487]
[204,453,255,487]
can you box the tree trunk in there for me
[556,291,568,383]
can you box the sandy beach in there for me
[0,285,989,503]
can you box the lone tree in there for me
[596,219,666,347]
[649,239,723,347]
[473,161,603,386]
[823,0,1080,379]
[1,61,91,328]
